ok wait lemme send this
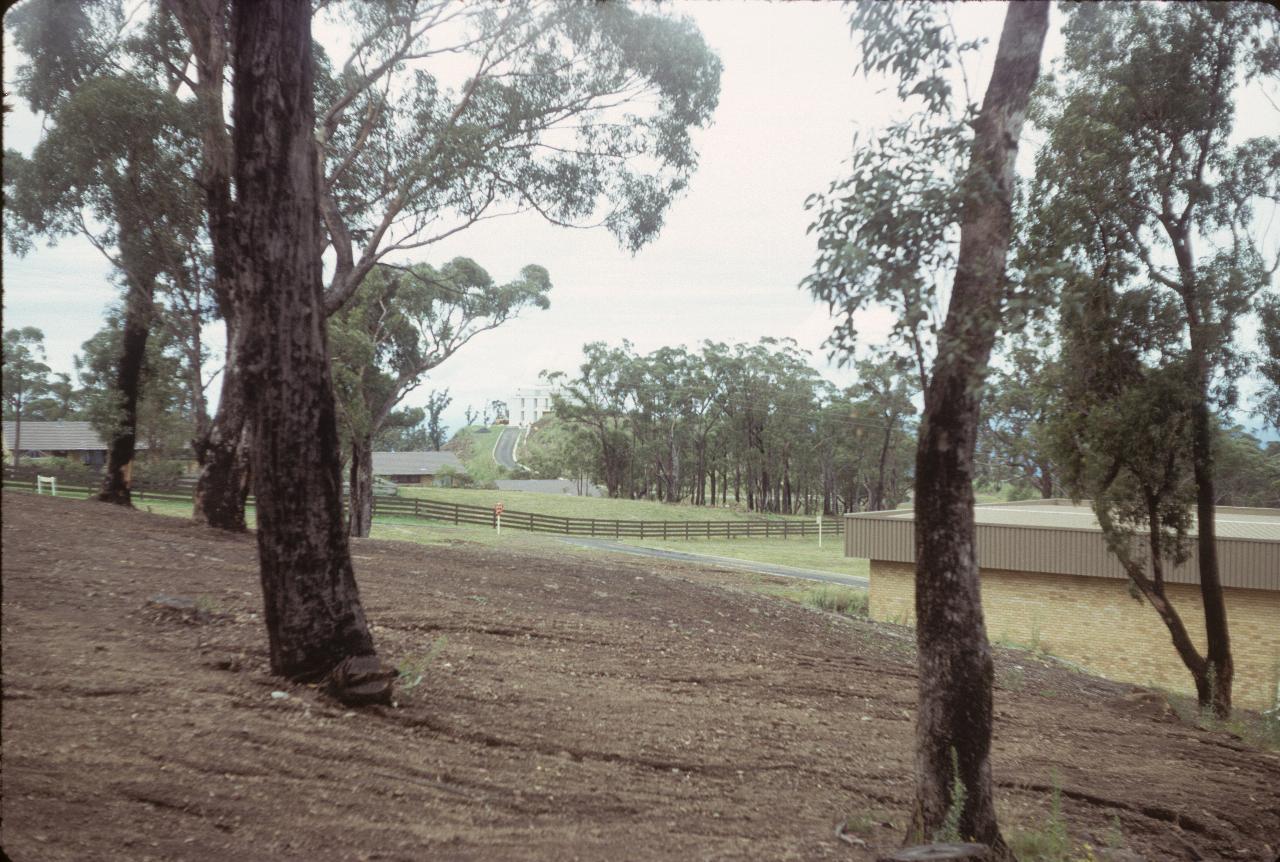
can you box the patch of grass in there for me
[194,595,221,614]
[746,582,869,618]
[840,810,886,835]
[1006,778,1072,862]
[443,425,511,484]
[626,535,869,580]
[998,663,1027,692]
[1164,690,1280,752]
[397,637,448,692]
[993,629,1052,659]
[804,584,869,616]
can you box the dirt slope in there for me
[2,491,1277,861]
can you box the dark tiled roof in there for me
[3,421,110,452]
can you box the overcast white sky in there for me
[2,2,1275,438]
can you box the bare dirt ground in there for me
[2,491,1278,862]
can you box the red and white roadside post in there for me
[495,502,505,536]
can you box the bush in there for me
[133,459,187,486]
[435,466,475,489]
[8,457,99,486]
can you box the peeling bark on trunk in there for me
[231,0,378,680]
[167,0,253,532]
[909,3,1047,855]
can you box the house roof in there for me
[844,499,1279,591]
[3,421,111,452]
[371,451,466,476]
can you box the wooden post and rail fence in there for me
[2,472,847,540]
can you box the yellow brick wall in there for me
[869,560,1280,711]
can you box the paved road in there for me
[492,426,521,470]
[559,537,868,588]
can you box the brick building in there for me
[844,500,1280,710]
[371,451,467,485]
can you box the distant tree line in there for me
[536,338,918,515]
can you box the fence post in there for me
[564,516,570,535]
[662,521,667,540]
[783,521,789,540]
[415,499,420,516]
[615,519,620,539]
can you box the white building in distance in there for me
[510,386,557,426]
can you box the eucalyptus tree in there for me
[331,259,550,536]
[227,0,390,700]
[1029,2,1279,717]
[976,340,1058,499]
[808,2,1048,853]
[2,328,54,467]
[544,342,639,498]
[1045,275,1221,705]
[851,353,918,512]
[4,70,204,505]
[76,310,192,460]
[163,0,721,528]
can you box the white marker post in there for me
[817,513,822,549]
[495,502,505,537]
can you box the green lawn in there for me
[443,424,511,483]
[622,534,869,580]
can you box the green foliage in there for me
[6,0,123,113]
[804,3,986,381]
[1036,1,1278,570]
[315,1,721,267]
[1006,779,1072,862]
[75,309,193,458]
[520,416,598,484]
[329,257,550,491]
[2,328,54,423]
[545,337,919,512]
[977,338,1059,499]
[802,585,868,618]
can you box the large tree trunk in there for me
[98,271,155,506]
[230,0,381,683]
[1188,368,1233,716]
[909,3,1047,855]
[167,0,254,532]
[347,436,374,538]
[1172,232,1234,717]
[192,357,251,532]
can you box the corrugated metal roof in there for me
[371,451,466,476]
[845,500,1279,591]
[3,421,108,451]
[869,500,1280,542]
